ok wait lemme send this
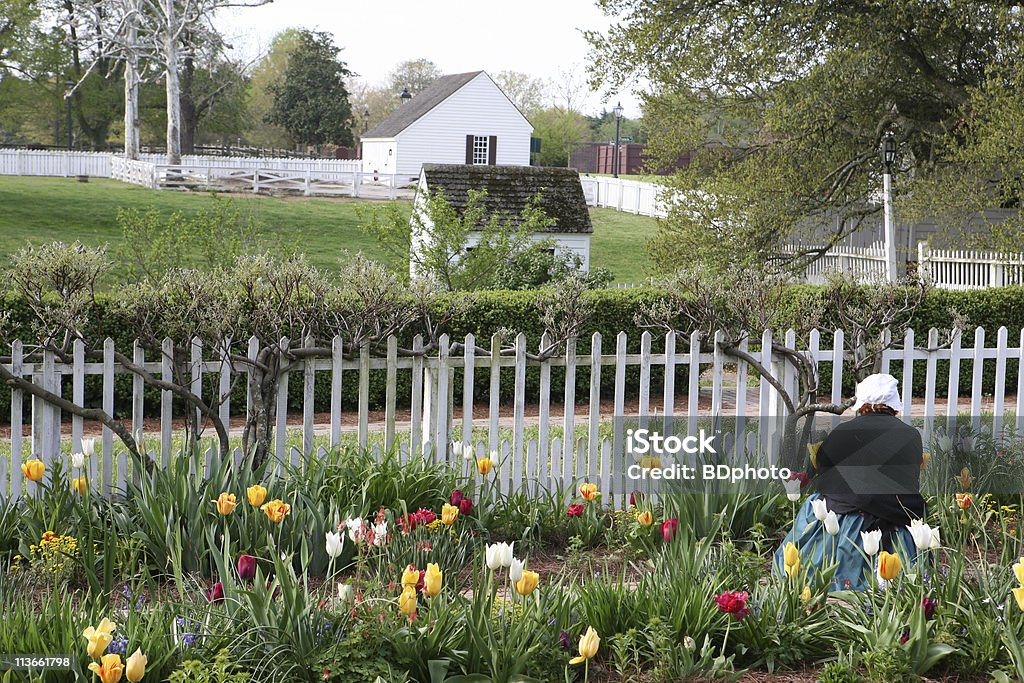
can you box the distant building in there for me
[411,164,593,280]
[361,71,533,181]
[569,142,693,175]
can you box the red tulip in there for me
[713,591,750,620]
[206,581,224,604]
[237,555,256,582]
[459,498,473,515]
[449,490,464,507]
[661,518,679,542]
[567,503,584,518]
[630,491,644,508]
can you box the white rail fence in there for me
[3,149,414,198]
[3,326,1023,504]
[580,176,669,218]
[918,243,1024,290]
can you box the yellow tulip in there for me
[87,653,124,683]
[214,492,236,516]
[636,510,653,527]
[441,503,459,526]
[921,451,930,469]
[515,569,540,596]
[247,483,267,507]
[22,458,45,482]
[82,618,117,659]
[401,564,420,588]
[424,563,443,597]
[639,455,660,470]
[1014,586,1024,612]
[958,467,972,490]
[878,551,903,581]
[800,585,812,603]
[399,584,417,616]
[569,626,600,664]
[124,648,147,683]
[261,499,291,523]
[783,542,800,578]
[1013,559,1024,586]
[72,476,88,495]
[579,483,599,502]
[477,457,494,475]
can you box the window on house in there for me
[472,136,489,165]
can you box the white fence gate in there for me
[3,326,1023,505]
[580,176,669,218]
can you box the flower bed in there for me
[3,444,1024,682]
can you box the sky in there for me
[214,0,644,117]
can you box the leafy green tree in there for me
[531,107,592,167]
[246,27,302,148]
[587,0,1023,272]
[265,29,354,148]
[387,58,441,96]
[494,70,546,115]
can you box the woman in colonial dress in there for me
[773,373,928,591]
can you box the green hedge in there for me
[3,286,1024,421]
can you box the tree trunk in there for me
[180,55,197,155]
[163,0,182,166]
[123,0,140,160]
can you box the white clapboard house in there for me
[410,164,593,280]
[361,71,533,181]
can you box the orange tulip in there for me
[636,510,653,527]
[477,457,494,475]
[878,551,903,581]
[261,499,291,523]
[22,459,44,482]
[955,493,973,510]
[579,483,599,502]
[214,492,236,515]
[72,476,88,495]
[87,654,124,683]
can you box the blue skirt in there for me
[772,493,922,592]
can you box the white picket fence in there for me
[918,243,1024,290]
[580,176,669,218]
[3,326,1023,504]
[782,244,889,284]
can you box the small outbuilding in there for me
[410,164,593,279]
[361,71,533,182]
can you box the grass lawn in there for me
[0,176,660,284]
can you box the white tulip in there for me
[485,542,514,571]
[907,519,933,550]
[337,583,354,603]
[811,498,829,522]
[824,511,840,536]
[452,441,464,459]
[70,452,85,469]
[325,531,344,559]
[929,527,941,550]
[345,518,364,543]
[485,543,503,570]
[861,529,882,556]
[509,557,525,582]
[372,521,387,546]
[82,437,96,457]
[936,435,953,452]
[783,479,801,502]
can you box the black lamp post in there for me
[64,80,75,150]
[880,132,898,282]
[362,109,370,133]
[612,102,624,178]
[400,87,412,104]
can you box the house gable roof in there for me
[362,71,484,139]
[420,164,593,234]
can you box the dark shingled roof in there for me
[420,164,593,234]
[362,71,483,139]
